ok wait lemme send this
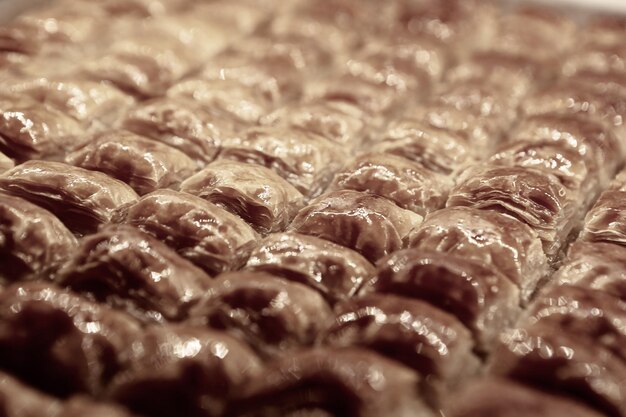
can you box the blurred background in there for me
[1,0,626,23]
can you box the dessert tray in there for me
[0,0,625,416]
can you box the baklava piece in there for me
[190,0,269,35]
[107,324,262,417]
[370,248,520,351]
[0,376,138,417]
[0,76,134,130]
[245,232,375,303]
[227,347,428,417]
[0,282,141,397]
[295,0,396,35]
[218,126,346,198]
[434,81,519,134]
[56,225,212,322]
[122,98,230,166]
[0,97,85,162]
[523,284,626,362]
[520,82,626,141]
[114,190,258,276]
[0,152,12,173]
[180,160,304,234]
[408,103,496,151]
[290,190,422,262]
[260,100,367,148]
[371,118,472,175]
[168,78,275,125]
[447,165,580,257]
[305,73,405,119]
[581,16,626,48]
[196,53,302,110]
[188,271,332,356]
[0,5,103,55]
[265,13,361,55]
[510,114,623,188]
[325,293,478,404]
[446,52,538,98]
[488,141,593,200]
[83,16,228,97]
[582,172,626,246]
[65,0,185,18]
[0,161,138,234]
[490,7,576,66]
[583,191,626,246]
[61,397,137,417]
[447,378,605,417]
[394,0,497,55]
[0,193,77,283]
[328,152,451,216]
[341,35,447,96]
[561,44,626,78]
[0,371,63,417]
[408,207,548,303]
[219,34,333,77]
[66,130,195,196]
[491,323,626,417]
[551,241,626,300]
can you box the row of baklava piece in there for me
[3,190,626,417]
[0,0,565,197]
[0,5,598,231]
[0,156,623,417]
[0,0,462,206]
